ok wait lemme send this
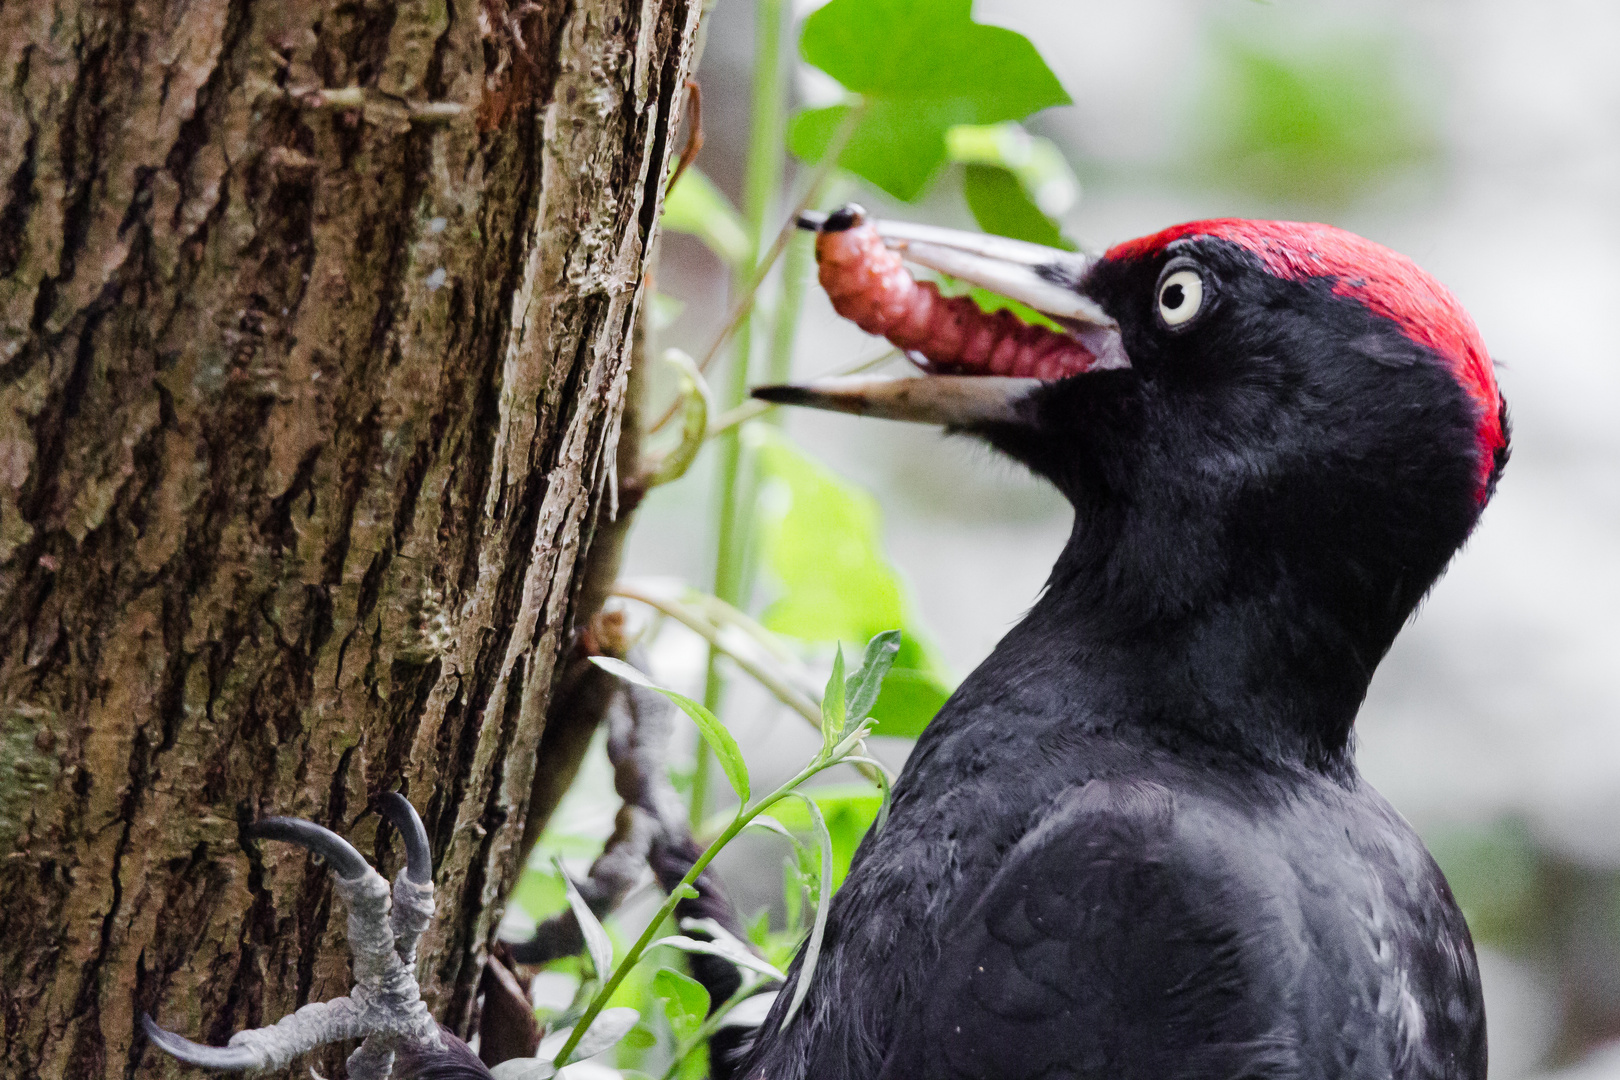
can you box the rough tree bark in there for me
[0,0,700,1075]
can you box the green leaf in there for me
[536,1007,641,1067]
[678,1045,710,1080]
[752,427,902,641]
[511,864,567,920]
[558,859,614,981]
[947,122,1079,220]
[592,657,750,803]
[744,814,798,844]
[867,667,952,739]
[649,933,787,981]
[962,165,1070,251]
[653,968,710,1042]
[793,0,1070,201]
[820,646,847,752]
[644,349,714,489]
[767,784,884,891]
[844,630,901,727]
[747,909,772,951]
[780,792,836,1030]
[751,429,955,739]
[661,167,750,265]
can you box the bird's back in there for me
[745,711,1484,1080]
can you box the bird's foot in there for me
[144,794,443,1080]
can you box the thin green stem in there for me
[660,979,765,1080]
[696,0,789,829]
[613,583,885,790]
[556,751,850,1067]
[766,229,812,390]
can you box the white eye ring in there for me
[1157,268,1205,327]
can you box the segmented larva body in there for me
[815,221,1099,381]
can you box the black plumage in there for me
[740,219,1506,1080]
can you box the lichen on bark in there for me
[0,0,701,1075]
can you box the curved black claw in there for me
[249,817,371,880]
[378,792,432,885]
[141,1014,258,1071]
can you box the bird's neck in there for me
[976,515,1398,774]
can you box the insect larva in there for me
[809,206,1099,381]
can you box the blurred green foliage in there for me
[1199,29,1437,204]
[962,165,1070,250]
[661,169,750,266]
[791,0,1069,201]
[1428,817,1541,952]
[770,783,885,890]
[751,427,954,739]
[949,123,1079,249]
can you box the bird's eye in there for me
[1157,268,1204,328]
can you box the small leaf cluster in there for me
[506,637,901,1077]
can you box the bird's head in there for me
[757,210,1509,756]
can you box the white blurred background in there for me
[613,1,1620,1074]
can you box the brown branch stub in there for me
[669,80,705,190]
[478,946,542,1067]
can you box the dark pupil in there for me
[1162,282,1185,310]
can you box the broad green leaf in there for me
[947,122,1079,219]
[751,429,955,738]
[962,165,1070,251]
[511,864,567,920]
[780,792,835,1030]
[661,167,750,265]
[650,934,787,981]
[677,1045,710,1080]
[558,859,614,981]
[536,1007,641,1067]
[844,631,901,727]
[592,657,750,802]
[793,0,1070,201]
[821,647,847,752]
[653,968,710,1042]
[752,427,903,641]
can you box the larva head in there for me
[757,213,1509,666]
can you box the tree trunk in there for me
[0,0,700,1074]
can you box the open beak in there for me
[751,206,1125,427]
